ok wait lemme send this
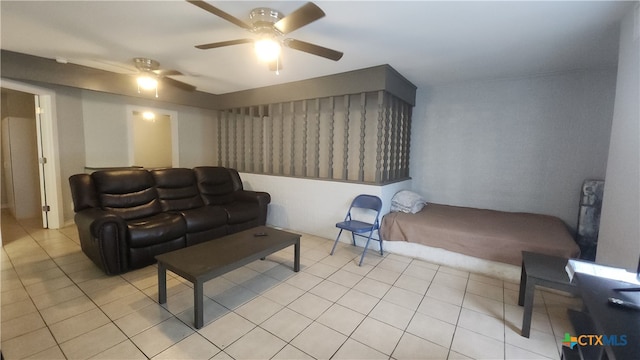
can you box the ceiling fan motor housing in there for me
[250,8,284,35]
[134,57,160,72]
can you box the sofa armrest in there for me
[234,190,271,205]
[74,208,129,275]
[234,190,271,225]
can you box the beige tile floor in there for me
[1,211,581,359]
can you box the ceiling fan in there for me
[187,1,343,71]
[133,57,196,96]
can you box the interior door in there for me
[34,95,49,228]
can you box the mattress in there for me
[380,203,580,266]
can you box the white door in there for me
[34,96,49,228]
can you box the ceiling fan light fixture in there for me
[137,74,159,97]
[254,37,281,62]
[137,75,158,90]
[142,111,156,121]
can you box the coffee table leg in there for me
[521,277,535,338]
[194,280,204,329]
[294,240,300,272]
[158,262,167,304]
[518,261,526,306]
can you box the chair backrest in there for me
[351,194,383,212]
[348,195,383,225]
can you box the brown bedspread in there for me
[380,204,580,266]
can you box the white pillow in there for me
[390,190,427,214]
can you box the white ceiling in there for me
[0,1,632,95]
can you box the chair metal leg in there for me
[358,232,374,266]
[351,232,356,246]
[330,229,343,255]
[378,230,384,256]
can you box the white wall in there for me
[54,86,85,222]
[175,107,219,168]
[410,69,617,231]
[80,90,218,168]
[597,5,640,270]
[82,91,133,167]
[240,172,411,241]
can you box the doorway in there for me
[127,105,179,168]
[1,80,63,234]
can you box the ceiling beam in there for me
[2,50,416,110]
[217,65,417,108]
[1,50,222,110]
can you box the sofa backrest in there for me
[151,168,205,211]
[92,169,162,220]
[69,173,100,212]
[193,166,235,205]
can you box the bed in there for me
[380,203,581,269]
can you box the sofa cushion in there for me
[194,167,235,205]
[127,212,187,248]
[223,202,260,224]
[179,206,228,233]
[92,169,162,220]
[152,168,205,211]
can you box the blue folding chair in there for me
[330,194,383,266]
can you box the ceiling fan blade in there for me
[186,0,252,30]
[154,69,182,76]
[162,77,197,92]
[195,39,253,50]
[285,39,343,61]
[274,2,325,34]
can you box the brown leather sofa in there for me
[69,166,270,275]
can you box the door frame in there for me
[1,79,64,229]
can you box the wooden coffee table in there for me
[155,226,301,328]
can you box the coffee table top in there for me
[155,226,300,282]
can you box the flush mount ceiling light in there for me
[142,111,156,121]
